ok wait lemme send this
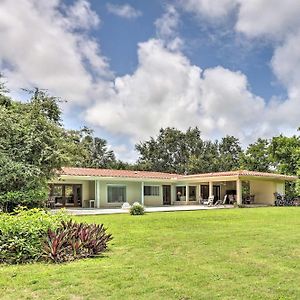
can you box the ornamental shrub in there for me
[43,220,113,263]
[129,203,145,215]
[0,207,69,264]
[0,207,112,264]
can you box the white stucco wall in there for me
[250,180,276,205]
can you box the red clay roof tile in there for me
[59,167,297,181]
[59,167,179,179]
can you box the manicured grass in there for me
[0,208,300,299]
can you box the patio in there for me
[53,204,268,215]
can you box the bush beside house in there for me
[130,203,145,215]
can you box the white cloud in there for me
[106,3,142,19]
[269,31,300,128]
[180,0,300,40]
[235,0,300,40]
[85,38,272,145]
[177,0,300,138]
[66,0,100,30]
[155,5,183,51]
[179,0,237,19]
[0,0,109,104]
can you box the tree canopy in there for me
[135,127,243,174]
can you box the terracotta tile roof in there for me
[59,167,297,181]
[59,167,179,180]
[183,170,297,180]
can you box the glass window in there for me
[107,186,126,203]
[176,186,186,201]
[189,186,196,201]
[144,186,160,196]
[52,185,63,196]
[65,185,74,204]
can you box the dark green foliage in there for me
[240,138,271,172]
[129,203,145,215]
[77,127,116,168]
[0,208,68,264]
[0,86,77,211]
[0,154,48,211]
[218,135,242,171]
[44,220,113,263]
[0,80,118,211]
[269,134,300,176]
[270,134,300,196]
[135,127,242,174]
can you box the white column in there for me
[171,184,176,205]
[141,182,144,206]
[185,185,189,204]
[209,181,213,197]
[236,179,242,205]
[95,180,101,208]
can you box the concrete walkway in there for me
[54,205,234,216]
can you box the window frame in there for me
[107,185,127,203]
[144,185,160,196]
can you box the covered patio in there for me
[175,170,296,206]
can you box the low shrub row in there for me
[0,207,112,264]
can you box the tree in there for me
[136,127,205,174]
[66,127,118,168]
[218,135,242,171]
[81,135,116,168]
[0,74,11,107]
[270,134,300,196]
[240,138,271,172]
[135,127,242,174]
[0,153,47,212]
[0,87,86,211]
[270,135,300,175]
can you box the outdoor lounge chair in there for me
[228,194,235,204]
[203,196,214,206]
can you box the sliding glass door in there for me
[49,184,82,207]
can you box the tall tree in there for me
[270,135,300,175]
[136,127,242,174]
[240,138,271,172]
[218,135,242,171]
[270,134,300,196]
[78,127,116,168]
[0,87,87,211]
[136,127,187,173]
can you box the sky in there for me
[0,0,300,162]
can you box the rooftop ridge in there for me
[58,167,297,181]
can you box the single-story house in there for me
[48,167,297,208]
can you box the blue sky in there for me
[92,0,284,99]
[0,0,299,161]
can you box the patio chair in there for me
[222,194,228,205]
[228,194,235,205]
[203,196,214,206]
[214,199,222,206]
[198,196,204,204]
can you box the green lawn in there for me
[0,208,299,300]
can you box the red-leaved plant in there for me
[44,220,112,263]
